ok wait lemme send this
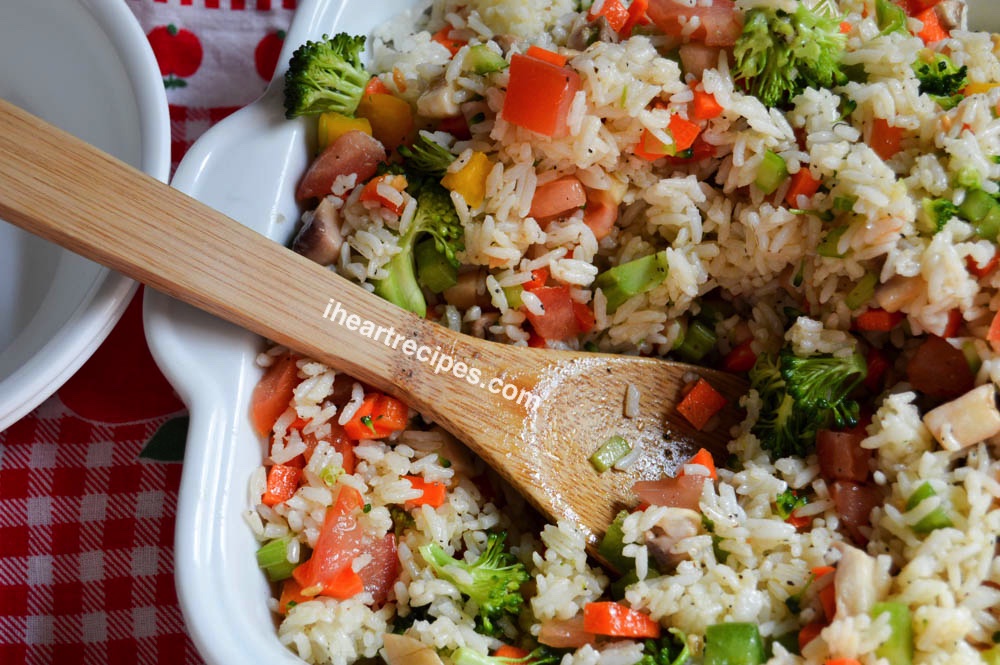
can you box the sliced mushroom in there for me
[833,543,888,617]
[874,275,923,313]
[923,383,1000,451]
[380,634,444,665]
[292,197,343,266]
[935,0,967,32]
[644,507,701,572]
[417,79,461,119]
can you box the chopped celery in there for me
[594,250,669,313]
[919,197,959,235]
[833,195,857,212]
[755,150,788,195]
[464,44,508,75]
[675,319,717,362]
[905,482,953,534]
[503,284,524,310]
[589,435,632,472]
[415,237,458,293]
[962,340,982,375]
[872,601,914,665]
[598,510,635,576]
[845,273,877,310]
[703,622,766,665]
[875,0,907,34]
[256,537,297,582]
[817,225,849,258]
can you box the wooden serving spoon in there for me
[0,99,747,548]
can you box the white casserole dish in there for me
[0,0,170,430]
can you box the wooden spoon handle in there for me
[0,99,481,411]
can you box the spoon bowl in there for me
[0,98,747,547]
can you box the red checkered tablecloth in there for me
[0,2,298,663]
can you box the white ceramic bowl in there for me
[0,0,170,430]
[150,1,998,663]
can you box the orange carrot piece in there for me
[967,253,999,278]
[262,464,303,506]
[278,578,311,614]
[583,602,661,638]
[668,114,701,152]
[870,118,904,161]
[431,26,466,56]
[799,620,825,651]
[587,0,629,32]
[359,174,407,215]
[684,448,718,480]
[854,308,904,332]
[621,0,650,36]
[988,310,1000,352]
[786,509,811,530]
[250,354,299,436]
[818,580,837,622]
[690,88,724,120]
[364,76,391,96]
[493,645,531,659]
[676,378,728,431]
[942,308,962,338]
[403,475,448,508]
[785,168,823,207]
[915,7,948,44]
[525,44,568,67]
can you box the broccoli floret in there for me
[451,646,562,665]
[398,132,456,177]
[913,52,968,110]
[733,3,847,108]
[750,346,867,458]
[283,33,370,119]
[919,197,959,235]
[372,180,463,317]
[418,532,529,636]
[638,628,690,665]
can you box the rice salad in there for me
[246,0,1000,663]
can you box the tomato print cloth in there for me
[0,2,296,663]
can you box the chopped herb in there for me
[775,489,808,519]
[360,414,376,434]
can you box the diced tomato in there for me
[403,475,448,508]
[785,168,822,207]
[523,267,550,291]
[863,346,890,393]
[502,54,581,137]
[292,485,365,596]
[359,174,408,215]
[358,533,399,606]
[583,602,661,638]
[676,377,727,431]
[840,20,852,33]
[906,335,974,400]
[527,331,547,348]
[529,176,587,221]
[786,508,811,530]
[901,0,944,13]
[582,186,620,240]
[572,301,597,335]
[250,354,299,436]
[829,480,882,546]
[632,473,708,511]
[437,114,471,140]
[816,425,872,484]
[634,128,672,161]
[524,285,580,341]
[722,338,757,373]
[915,6,948,44]
[431,26,466,56]
[538,615,598,649]
[690,87,724,121]
[346,393,409,440]
[646,0,742,46]
[494,646,531,659]
[525,45,568,67]
[853,308,904,332]
[587,0,630,32]
[668,114,701,152]
[364,77,391,96]
[262,464,303,506]
[869,118,904,161]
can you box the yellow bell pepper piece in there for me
[355,93,414,151]
[441,152,491,208]
[317,112,372,151]
[964,82,1000,95]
